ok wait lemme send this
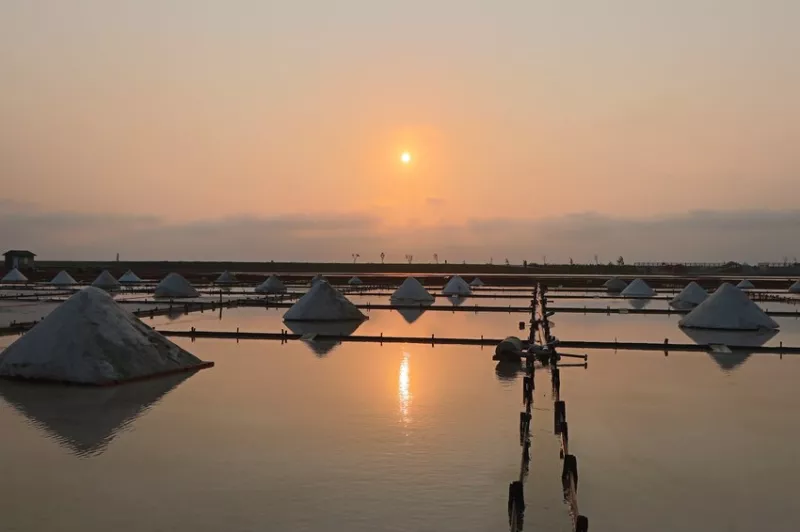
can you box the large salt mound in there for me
[442,275,471,296]
[215,271,237,284]
[50,270,77,286]
[118,270,142,284]
[2,268,28,283]
[284,281,366,321]
[255,275,286,294]
[470,277,484,287]
[0,287,211,385]
[91,270,120,290]
[679,283,778,331]
[670,281,708,309]
[621,278,654,298]
[788,280,800,294]
[392,277,435,302]
[154,273,199,298]
[604,277,628,293]
[736,279,755,290]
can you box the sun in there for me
[400,151,412,164]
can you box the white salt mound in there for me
[348,276,363,285]
[154,273,199,298]
[50,270,77,286]
[621,278,654,298]
[670,281,708,309]
[91,270,120,290]
[2,268,28,283]
[604,277,628,292]
[118,270,142,284]
[392,277,435,302]
[679,283,778,331]
[442,275,472,296]
[255,275,286,294]
[470,277,484,287]
[215,271,237,284]
[736,279,755,289]
[0,287,209,385]
[789,281,800,294]
[284,281,366,321]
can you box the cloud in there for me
[0,200,798,263]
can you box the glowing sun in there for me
[400,151,412,164]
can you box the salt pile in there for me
[348,276,363,286]
[0,287,211,385]
[311,274,326,286]
[118,270,142,284]
[2,268,28,283]
[620,278,654,298]
[50,270,77,286]
[679,283,778,331]
[470,277,484,287]
[736,279,755,290]
[154,273,199,298]
[391,277,435,302]
[284,281,366,321]
[604,277,628,293]
[91,270,120,290]
[670,281,708,309]
[255,275,287,294]
[215,271,237,284]
[789,280,800,294]
[442,275,471,296]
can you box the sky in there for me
[1,1,798,262]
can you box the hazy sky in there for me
[1,1,798,262]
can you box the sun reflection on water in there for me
[398,351,412,425]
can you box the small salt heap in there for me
[215,271,237,284]
[255,275,287,294]
[154,273,199,298]
[118,270,142,284]
[1,268,28,283]
[50,270,77,286]
[91,270,120,291]
[392,277,435,303]
[442,275,471,296]
[284,281,365,321]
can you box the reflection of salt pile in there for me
[736,279,755,290]
[628,298,650,310]
[91,270,120,291]
[154,273,199,298]
[681,328,778,372]
[679,283,778,330]
[447,295,467,307]
[50,270,77,286]
[396,306,430,324]
[0,372,194,456]
[470,277,484,287]
[604,277,628,293]
[621,278,654,298]
[255,275,286,294]
[442,275,471,296]
[392,277,435,303]
[215,271,236,284]
[0,287,212,385]
[118,270,142,284]
[670,281,708,309]
[2,268,28,283]
[284,281,366,321]
[348,276,363,286]
[284,320,363,357]
[789,280,800,294]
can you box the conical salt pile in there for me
[392,277,435,302]
[470,277,484,287]
[348,276,363,286]
[118,270,142,284]
[604,277,628,293]
[91,270,120,290]
[736,279,755,290]
[0,287,211,385]
[255,275,286,294]
[311,274,326,286]
[670,281,708,309]
[154,273,199,298]
[284,281,366,321]
[620,278,654,298]
[215,271,237,284]
[50,271,77,286]
[679,283,778,331]
[2,268,28,283]
[789,281,800,294]
[442,275,471,296]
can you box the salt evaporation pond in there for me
[2,288,800,530]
